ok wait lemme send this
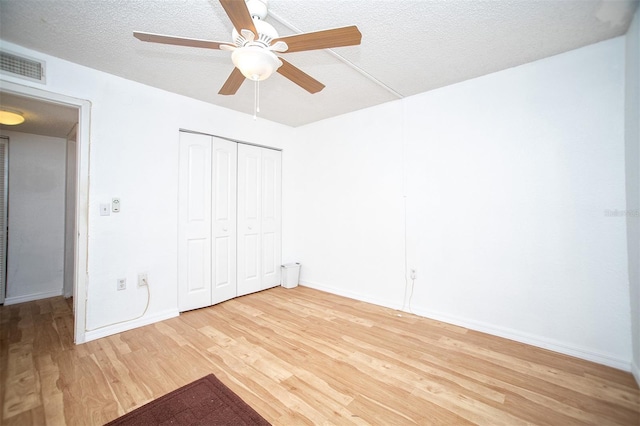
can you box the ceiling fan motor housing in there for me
[232,19,279,48]
[229,0,282,81]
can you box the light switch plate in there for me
[100,203,110,216]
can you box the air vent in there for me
[0,50,46,83]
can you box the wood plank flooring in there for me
[1,286,639,425]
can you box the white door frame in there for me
[0,80,91,344]
[0,137,7,305]
[63,124,78,299]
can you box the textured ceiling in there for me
[0,0,638,128]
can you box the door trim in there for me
[0,137,7,305]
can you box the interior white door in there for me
[211,138,237,305]
[237,144,281,296]
[178,132,212,311]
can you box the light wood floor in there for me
[1,286,639,425]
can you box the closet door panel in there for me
[244,235,259,278]
[237,144,262,296]
[261,149,282,289]
[212,139,237,305]
[178,132,212,311]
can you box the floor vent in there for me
[0,50,46,84]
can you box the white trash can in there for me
[281,263,301,289]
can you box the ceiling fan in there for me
[133,0,362,96]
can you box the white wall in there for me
[0,40,295,341]
[2,130,67,304]
[404,37,629,369]
[291,37,632,370]
[283,101,406,307]
[625,6,640,384]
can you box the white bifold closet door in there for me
[178,132,237,311]
[178,132,281,312]
[237,144,282,296]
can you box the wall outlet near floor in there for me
[138,273,148,287]
[117,278,126,291]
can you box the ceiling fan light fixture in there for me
[0,109,25,125]
[232,45,282,81]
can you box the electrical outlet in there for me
[117,278,126,291]
[138,273,148,287]
[410,269,417,280]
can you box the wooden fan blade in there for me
[277,58,325,94]
[133,31,232,50]
[273,25,362,53]
[219,0,257,36]
[218,67,246,95]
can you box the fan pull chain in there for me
[253,79,261,120]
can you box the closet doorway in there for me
[178,131,282,312]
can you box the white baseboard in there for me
[300,280,632,372]
[632,360,640,387]
[412,307,631,372]
[299,280,404,312]
[4,289,63,305]
[83,308,179,343]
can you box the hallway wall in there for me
[2,130,67,304]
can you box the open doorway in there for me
[0,81,90,343]
[0,93,77,305]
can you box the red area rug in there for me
[105,374,270,425]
